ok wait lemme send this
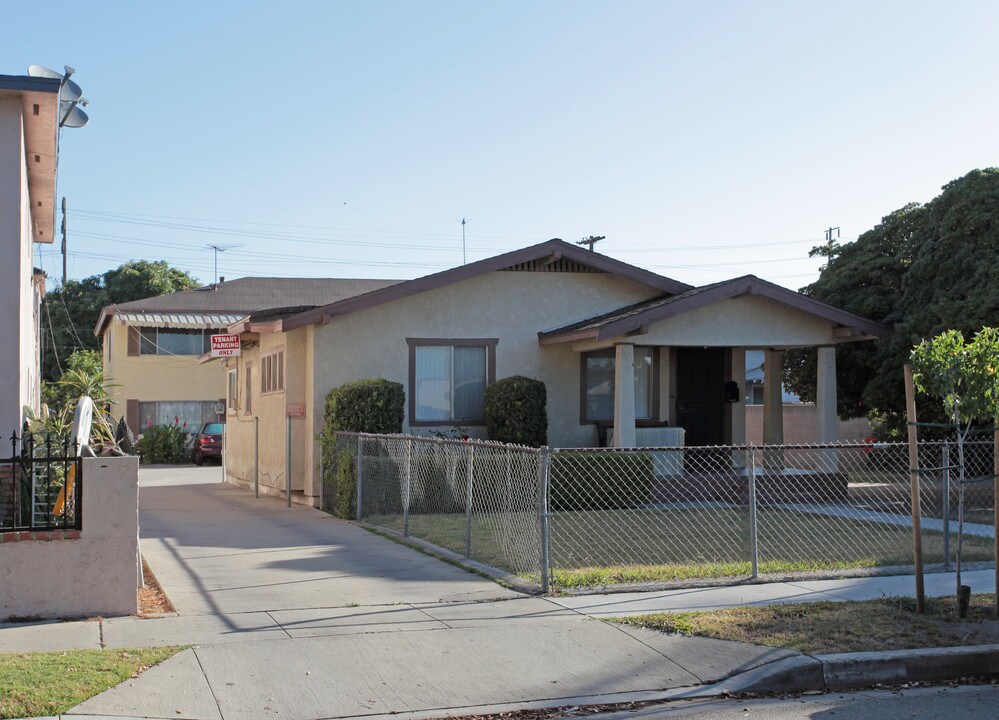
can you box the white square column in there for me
[816,346,838,443]
[613,343,636,448]
[762,348,785,445]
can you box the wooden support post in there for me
[904,364,925,614]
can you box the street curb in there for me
[688,643,999,696]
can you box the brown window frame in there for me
[244,363,253,415]
[579,345,661,425]
[261,349,285,395]
[406,338,497,427]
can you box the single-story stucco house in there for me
[217,239,889,505]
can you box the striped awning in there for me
[115,312,246,329]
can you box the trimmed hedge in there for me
[550,451,654,511]
[485,375,548,447]
[334,449,356,519]
[324,379,405,434]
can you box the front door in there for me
[676,348,726,446]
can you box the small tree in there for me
[911,327,999,610]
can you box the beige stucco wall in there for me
[745,404,871,445]
[0,456,139,620]
[103,319,227,420]
[224,326,313,501]
[308,271,662,481]
[629,294,846,348]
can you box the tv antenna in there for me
[576,235,605,252]
[206,243,242,286]
[27,64,89,128]
[461,217,467,265]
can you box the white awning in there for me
[114,312,246,329]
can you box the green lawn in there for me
[0,646,182,720]
[367,505,995,589]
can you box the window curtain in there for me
[415,346,451,420]
[453,346,486,420]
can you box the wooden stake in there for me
[904,364,925,613]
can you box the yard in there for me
[366,504,994,589]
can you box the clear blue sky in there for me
[8,1,999,289]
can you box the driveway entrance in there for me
[139,466,518,616]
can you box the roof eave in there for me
[283,239,691,331]
[0,77,62,245]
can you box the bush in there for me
[138,423,190,464]
[324,379,405,434]
[550,451,654,511]
[485,375,548,447]
[334,450,357,519]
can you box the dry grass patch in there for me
[615,594,999,654]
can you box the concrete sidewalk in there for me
[1,467,996,720]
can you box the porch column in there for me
[613,343,637,448]
[816,346,837,443]
[762,349,784,445]
[729,348,747,446]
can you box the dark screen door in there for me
[676,348,726,446]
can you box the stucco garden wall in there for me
[0,456,139,620]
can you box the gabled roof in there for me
[94,277,401,336]
[538,275,892,344]
[282,239,692,331]
[1,74,61,244]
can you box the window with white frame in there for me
[139,328,213,355]
[227,369,238,412]
[261,350,284,394]
[408,339,496,424]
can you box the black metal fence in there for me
[1,427,83,532]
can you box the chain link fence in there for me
[320,432,996,593]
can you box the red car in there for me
[193,421,225,465]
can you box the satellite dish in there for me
[27,64,62,79]
[60,78,83,102]
[71,396,95,451]
[60,103,89,128]
[29,64,86,111]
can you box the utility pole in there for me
[824,226,840,251]
[461,217,467,265]
[61,197,67,285]
[576,235,605,252]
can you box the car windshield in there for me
[203,423,224,434]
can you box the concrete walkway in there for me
[0,466,995,720]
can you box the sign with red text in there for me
[211,334,241,357]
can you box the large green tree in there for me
[784,168,999,437]
[41,260,201,381]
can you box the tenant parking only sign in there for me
[211,334,241,357]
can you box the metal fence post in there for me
[537,446,552,594]
[403,438,412,537]
[942,441,951,570]
[748,445,759,579]
[285,416,292,507]
[254,416,259,498]
[465,444,475,559]
[356,434,364,521]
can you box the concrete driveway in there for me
[138,465,519,615]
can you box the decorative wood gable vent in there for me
[501,258,606,273]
